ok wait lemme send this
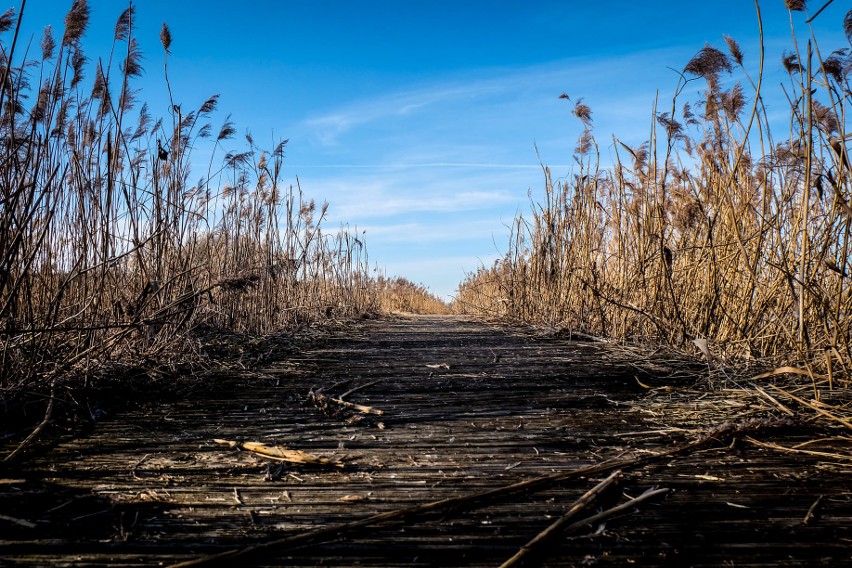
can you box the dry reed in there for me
[374,276,451,315]
[456,3,852,386]
[0,2,379,396]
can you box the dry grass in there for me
[456,4,852,386]
[0,3,378,396]
[374,276,451,315]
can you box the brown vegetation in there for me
[374,276,450,315]
[0,2,379,399]
[456,4,852,387]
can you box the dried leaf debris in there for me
[213,439,344,468]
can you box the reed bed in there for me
[456,3,852,386]
[0,2,378,396]
[375,276,451,315]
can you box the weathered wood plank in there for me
[1,315,850,567]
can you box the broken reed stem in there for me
[802,495,824,525]
[805,0,836,23]
[745,437,852,462]
[307,388,384,416]
[337,379,383,400]
[559,487,670,533]
[769,386,852,430]
[213,439,344,468]
[3,379,56,462]
[825,349,834,391]
[751,385,796,416]
[0,513,37,529]
[498,470,623,568]
[329,397,384,415]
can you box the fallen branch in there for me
[499,470,622,568]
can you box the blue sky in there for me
[15,1,851,299]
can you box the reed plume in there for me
[456,6,852,389]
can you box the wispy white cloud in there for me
[358,218,504,243]
[292,45,699,170]
[331,189,517,220]
[298,163,532,223]
[301,79,511,146]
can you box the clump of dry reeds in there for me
[375,276,451,315]
[0,3,377,395]
[456,4,852,387]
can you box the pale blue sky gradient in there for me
[14,1,851,299]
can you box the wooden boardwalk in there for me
[1,315,850,566]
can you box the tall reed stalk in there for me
[0,1,377,394]
[457,2,852,382]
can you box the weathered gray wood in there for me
[1,315,849,567]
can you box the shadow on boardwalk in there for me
[1,315,850,566]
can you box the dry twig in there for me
[499,470,622,567]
